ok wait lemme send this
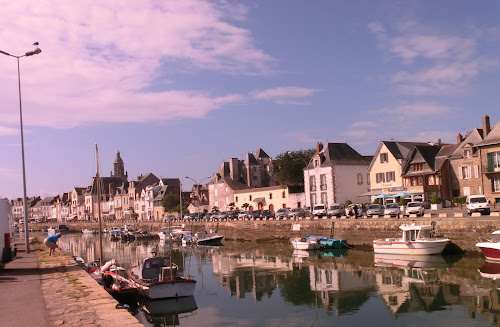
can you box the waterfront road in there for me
[0,239,142,327]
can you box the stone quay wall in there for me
[44,215,500,253]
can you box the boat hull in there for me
[477,243,500,261]
[138,279,196,299]
[197,235,224,245]
[373,239,449,255]
[291,240,320,250]
[320,239,346,249]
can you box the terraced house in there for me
[477,116,500,204]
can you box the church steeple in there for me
[112,151,127,181]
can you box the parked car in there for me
[238,211,249,219]
[346,204,363,217]
[405,202,425,216]
[248,210,262,219]
[288,207,306,219]
[275,208,289,219]
[466,195,490,215]
[384,203,400,217]
[217,211,228,219]
[163,214,176,220]
[366,204,383,217]
[327,203,344,217]
[261,209,275,219]
[312,204,327,217]
[229,210,240,219]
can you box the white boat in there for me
[181,234,195,245]
[82,229,97,234]
[128,256,196,299]
[109,227,121,237]
[373,224,449,255]
[195,231,224,245]
[291,237,321,250]
[374,253,449,269]
[476,231,500,261]
[158,226,192,242]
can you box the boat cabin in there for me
[141,257,177,282]
[399,224,434,241]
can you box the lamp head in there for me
[26,47,41,57]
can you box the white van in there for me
[466,195,490,215]
[0,198,16,262]
[312,204,327,217]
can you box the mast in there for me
[95,144,104,266]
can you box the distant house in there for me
[128,173,160,220]
[367,141,431,201]
[401,144,444,203]
[234,185,289,211]
[476,115,500,204]
[70,187,86,221]
[208,148,277,212]
[304,142,373,206]
[11,196,40,222]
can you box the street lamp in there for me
[0,42,42,253]
[184,176,211,220]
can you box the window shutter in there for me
[487,153,493,172]
[474,165,479,178]
[493,180,495,193]
[458,167,463,179]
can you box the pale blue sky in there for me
[1,0,500,198]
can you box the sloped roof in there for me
[309,143,372,168]
[402,145,442,176]
[450,128,484,158]
[435,143,460,170]
[477,118,500,147]
[255,148,270,158]
[245,153,259,165]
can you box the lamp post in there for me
[0,43,42,253]
[184,176,211,220]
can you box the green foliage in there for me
[345,200,352,207]
[273,149,316,193]
[211,206,219,213]
[430,195,442,204]
[372,198,379,204]
[241,203,249,210]
[228,202,235,211]
[398,198,408,206]
[162,193,180,211]
[453,196,466,204]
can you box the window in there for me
[464,149,471,158]
[474,165,479,179]
[493,177,500,192]
[310,176,316,191]
[314,160,319,167]
[488,152,500,172]
[249,195,252,201]
[320,174,327,190]
[235,196,238,202]
[357,173,363,185]
[282,191,285,198]
[367,173,370,185]
[376,173,385,183]
[459,166,471,179]
[412,163,424,171]
[215,188,218,196]
[311,194,317,206]
[385,171,396,182]
[269,193,273,199]
[380,153,389,163]
[321,192,327,204]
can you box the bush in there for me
[372,198,379,204]
[398,198,408,206]
[345,200,352,207]
[430,195,441,204]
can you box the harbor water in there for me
[57,232,500,327]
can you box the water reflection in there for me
[56,233,500,327]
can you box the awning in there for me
[253,197,265,203]
[358,190,382,197]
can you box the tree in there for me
[228,202,235,211]
[453,196,466,209]
[211,206,219,213]
[273,149,316,193]
[241,203,249,210]
[162,194,180,212]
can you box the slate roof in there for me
[449,128,484,158]
[310,143,372,168]
[402,145,443,176]
[477,118,500,147]
[435,143,460,171]
[255,148,270,158]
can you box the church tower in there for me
[112,151,128,182]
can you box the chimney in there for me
[457,133,463,144]
[483,115,491,137]
[316,142,323,154]
[436,138,441,146]
[229,158,239,180]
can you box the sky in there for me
[1,0,500,199]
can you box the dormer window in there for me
[464,149,471,158]
[314,160,319,167]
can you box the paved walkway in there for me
[0,240,142,327]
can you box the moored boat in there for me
[373,223,449,255]
[195,231,224,245]
[291,236,321,250]
[306,234,346,249]
[101,270,138,302]
[476,231,500,261]
[128,256,196,299]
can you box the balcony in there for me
[483,166,500,174]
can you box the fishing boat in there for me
[374,253,449,269]
[306,234,346,249]
[82,229,97,234]
[158,226,192,242]
[181,234,195,245]
[128,256,196,299]
[195,230,224,245]
[101,270,138,302]
[476,231,500,261]
[291,236,321,250]
[372,223,449,255]
[478,260,500,279]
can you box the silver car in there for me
[327,204,344,217]
[287,208,306,219]
[384,203,400,217]
[366,204,383,217]
[275,208,289,219]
